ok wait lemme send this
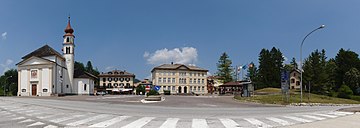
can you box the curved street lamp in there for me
[300,24,325,103]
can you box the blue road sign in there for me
[154,86,160,91]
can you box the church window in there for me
[66,85,69,88]
[66,37,70,42]
[66,47,70,54]
[84,84,87,90]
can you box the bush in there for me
[163,90,171,95]
[136,86,145,95]
[350,95,360,101]
[146,90,159,96]
[338,84,353,99]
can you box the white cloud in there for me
[1,32,7,40]
[105,66,115,71]
[0,59,14,74]
[144,47,198,65]
[283,55,288,63]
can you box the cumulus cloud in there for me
[1,32,7,40]
[144,47,198,65]
[283,55,288,62]
[0,59,14,74]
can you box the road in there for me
[0,95,357,128]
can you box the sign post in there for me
[281,71,290,103]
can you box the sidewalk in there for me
[283,113,360,128]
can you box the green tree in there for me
[257,47,284,89]
[246,62,257,82]
[0,69,18,96]
[302,49,328,94]
[335,49,360,89]
[325,58,337,95]
[136,85,145,95]
[290,57,298,70]
[216,52,233,83]
[344,68,360,95]
[86,61,94,74]
[74,61,85,71]
[337,84,353,99]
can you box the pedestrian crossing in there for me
[0,102,355,128]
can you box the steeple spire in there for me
[64,16,74,37]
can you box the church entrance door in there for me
[32,84,37,96]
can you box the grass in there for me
[235,88,360,105]
[254,88,281,93]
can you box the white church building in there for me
[17,17,97,96]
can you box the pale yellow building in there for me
[290,69,301,90]
[152,63,208,95]
[99,70,135,94]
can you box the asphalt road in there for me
[0,95,358,128]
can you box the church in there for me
[17,17,97,96]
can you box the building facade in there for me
[151,63,208,95]
[290,69,301,90]
[17,17,95,96]
[98,70,135,94]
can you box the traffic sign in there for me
[154,86,160,91]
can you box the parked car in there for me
[96,91,106,96]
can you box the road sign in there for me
[145,85,150,91]
[154,86,160,91]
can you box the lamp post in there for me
[300,24,325,103]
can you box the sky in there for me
[1,0,360,79]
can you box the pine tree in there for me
[216,52,233,83]
[303,49,328,94]
[335,48,360,89]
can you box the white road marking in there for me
[89,116,129,127]
[67,114,109,126]
[50,114,85,123]
[11,117,26,120]
[220,118,241,128]
[19,119,34,123]
[266,117,294,126]
[37,114,62,119]
[159,118,179,128]
[121,117,155,128]
[313,113,337,118]
[43,125,58,128]
[329,111,353,116]
[283,116,312,123]
[302,115,326,120]
[27,122,45,127]
[192,119,209,128]
[244,118,272,128]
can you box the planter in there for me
[145,95,162,101]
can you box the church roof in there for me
[74,69,98,80]
[21,45,64,60]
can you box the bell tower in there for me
[63,16,75,87]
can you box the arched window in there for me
[66,47,70,54]
[84,84,87,90]
[66,37,70,42]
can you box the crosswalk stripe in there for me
[11,117,26,120]
[302,115,325,120]
[313,113,337,118]
[27,122,45,127]
[283,116,312,123]
[37,114,62,119]
[121,117,155,128]
[67,114,109,126]
[159,118,179,128]
[89,116,129,127]
[43,125,58,128]
[266,117,293,126]
[19,119,34,123]
[192,119,209,128]
[244,118,272,128]
[219,118,241,128]
[50,114,85,123]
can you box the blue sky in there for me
[1,0,360,79]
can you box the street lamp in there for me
[300,24,325,103]
[3,76,12,96]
